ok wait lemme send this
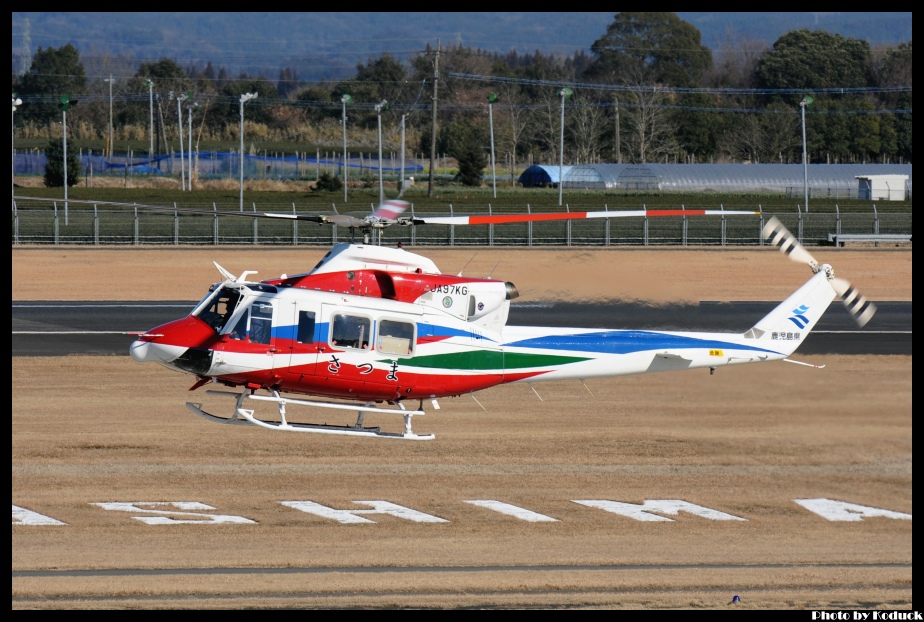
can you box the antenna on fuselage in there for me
[456,252,478,277]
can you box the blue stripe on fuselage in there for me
[505,330,781,355]
[418,323,496,342]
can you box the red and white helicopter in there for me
[125,201,876,440]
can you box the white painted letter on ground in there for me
[281,500,448,524]
[91,502,257,525]
[795,499,912,522]
[572,499,747,522]
[12,504,67,526]
[464,500,559,522]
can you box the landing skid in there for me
[186,389,435,440]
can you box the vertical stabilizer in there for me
[744,269,837,355]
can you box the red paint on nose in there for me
[139,316,221,349]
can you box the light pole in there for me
[104,75,115,163]
[145,79,154,163]
[13,94,22,205]
[399,114,406,196]
[800,96,813,213]
[488,93,498,198]
[340,94,351,202]
[186,99,198,190]
[57,94,76,214]
[175,92,188,191]
[239,92,258,211]
[558,87,572,206]
[375,100,388,205]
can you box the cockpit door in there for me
[282,300,321,377]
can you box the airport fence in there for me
[10,199,912,248]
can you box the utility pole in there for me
[340,94,351,202]
[187,99,197,190]
[614,96,621,164]
[428,42,440,198]
[175,93,188,191]
[375,100,388,205]
[239,92,258,211]
[104,75,115,163]
[13,94,22,206]
[145,79,154,163]
[399,114,406,195]
[800,96,813,213]
[488,93,498,198]
[558,87,572,207]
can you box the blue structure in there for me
[13,150,424,180]
[519,165,572,188]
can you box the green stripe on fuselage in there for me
[385,351,590,371]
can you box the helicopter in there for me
[122,203,876,440]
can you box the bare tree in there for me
[623,81,675,163]
[569,92,607,164]
[717,108,800,163]
[493,83,533,183]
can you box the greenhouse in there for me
[560,163,912,199]
[518,165,573,188]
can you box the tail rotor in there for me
[762,217,877,327]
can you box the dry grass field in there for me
[12,246,912,609]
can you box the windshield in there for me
[192,286,242,332]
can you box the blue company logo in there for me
[788,304,810,329]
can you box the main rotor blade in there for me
[14,196,332,224]
[408,208,759,226]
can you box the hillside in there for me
[12,12,913,81]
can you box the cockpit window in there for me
[193,286,241,332]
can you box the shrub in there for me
[314,171,343,192]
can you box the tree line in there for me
[13,12,912,188]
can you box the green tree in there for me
[210,78,278,130]
[336,53,409,129]
[586,13,712,87]
[893,91,912,162]
[43,137,81,188]
[132,58,190,93]
[441,118,489,187]
[755,30,871,94]
[671,92,720,161]
[294,83,341,124]
[872,42,912,162]
[17,44,87,125]
[756,30,876,163]
[585,14,711,163]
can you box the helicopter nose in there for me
[129,316,218,365]
[130,338,188,364]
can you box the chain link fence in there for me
[11,200,912,248]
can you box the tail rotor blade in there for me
[832,277,877,327]
[762,217,818,269]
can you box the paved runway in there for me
[11,300,912,356]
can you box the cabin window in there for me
[331,314,371,349]
[377,319,415,356]
[249,302,273,345]
[297,311,316,344]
